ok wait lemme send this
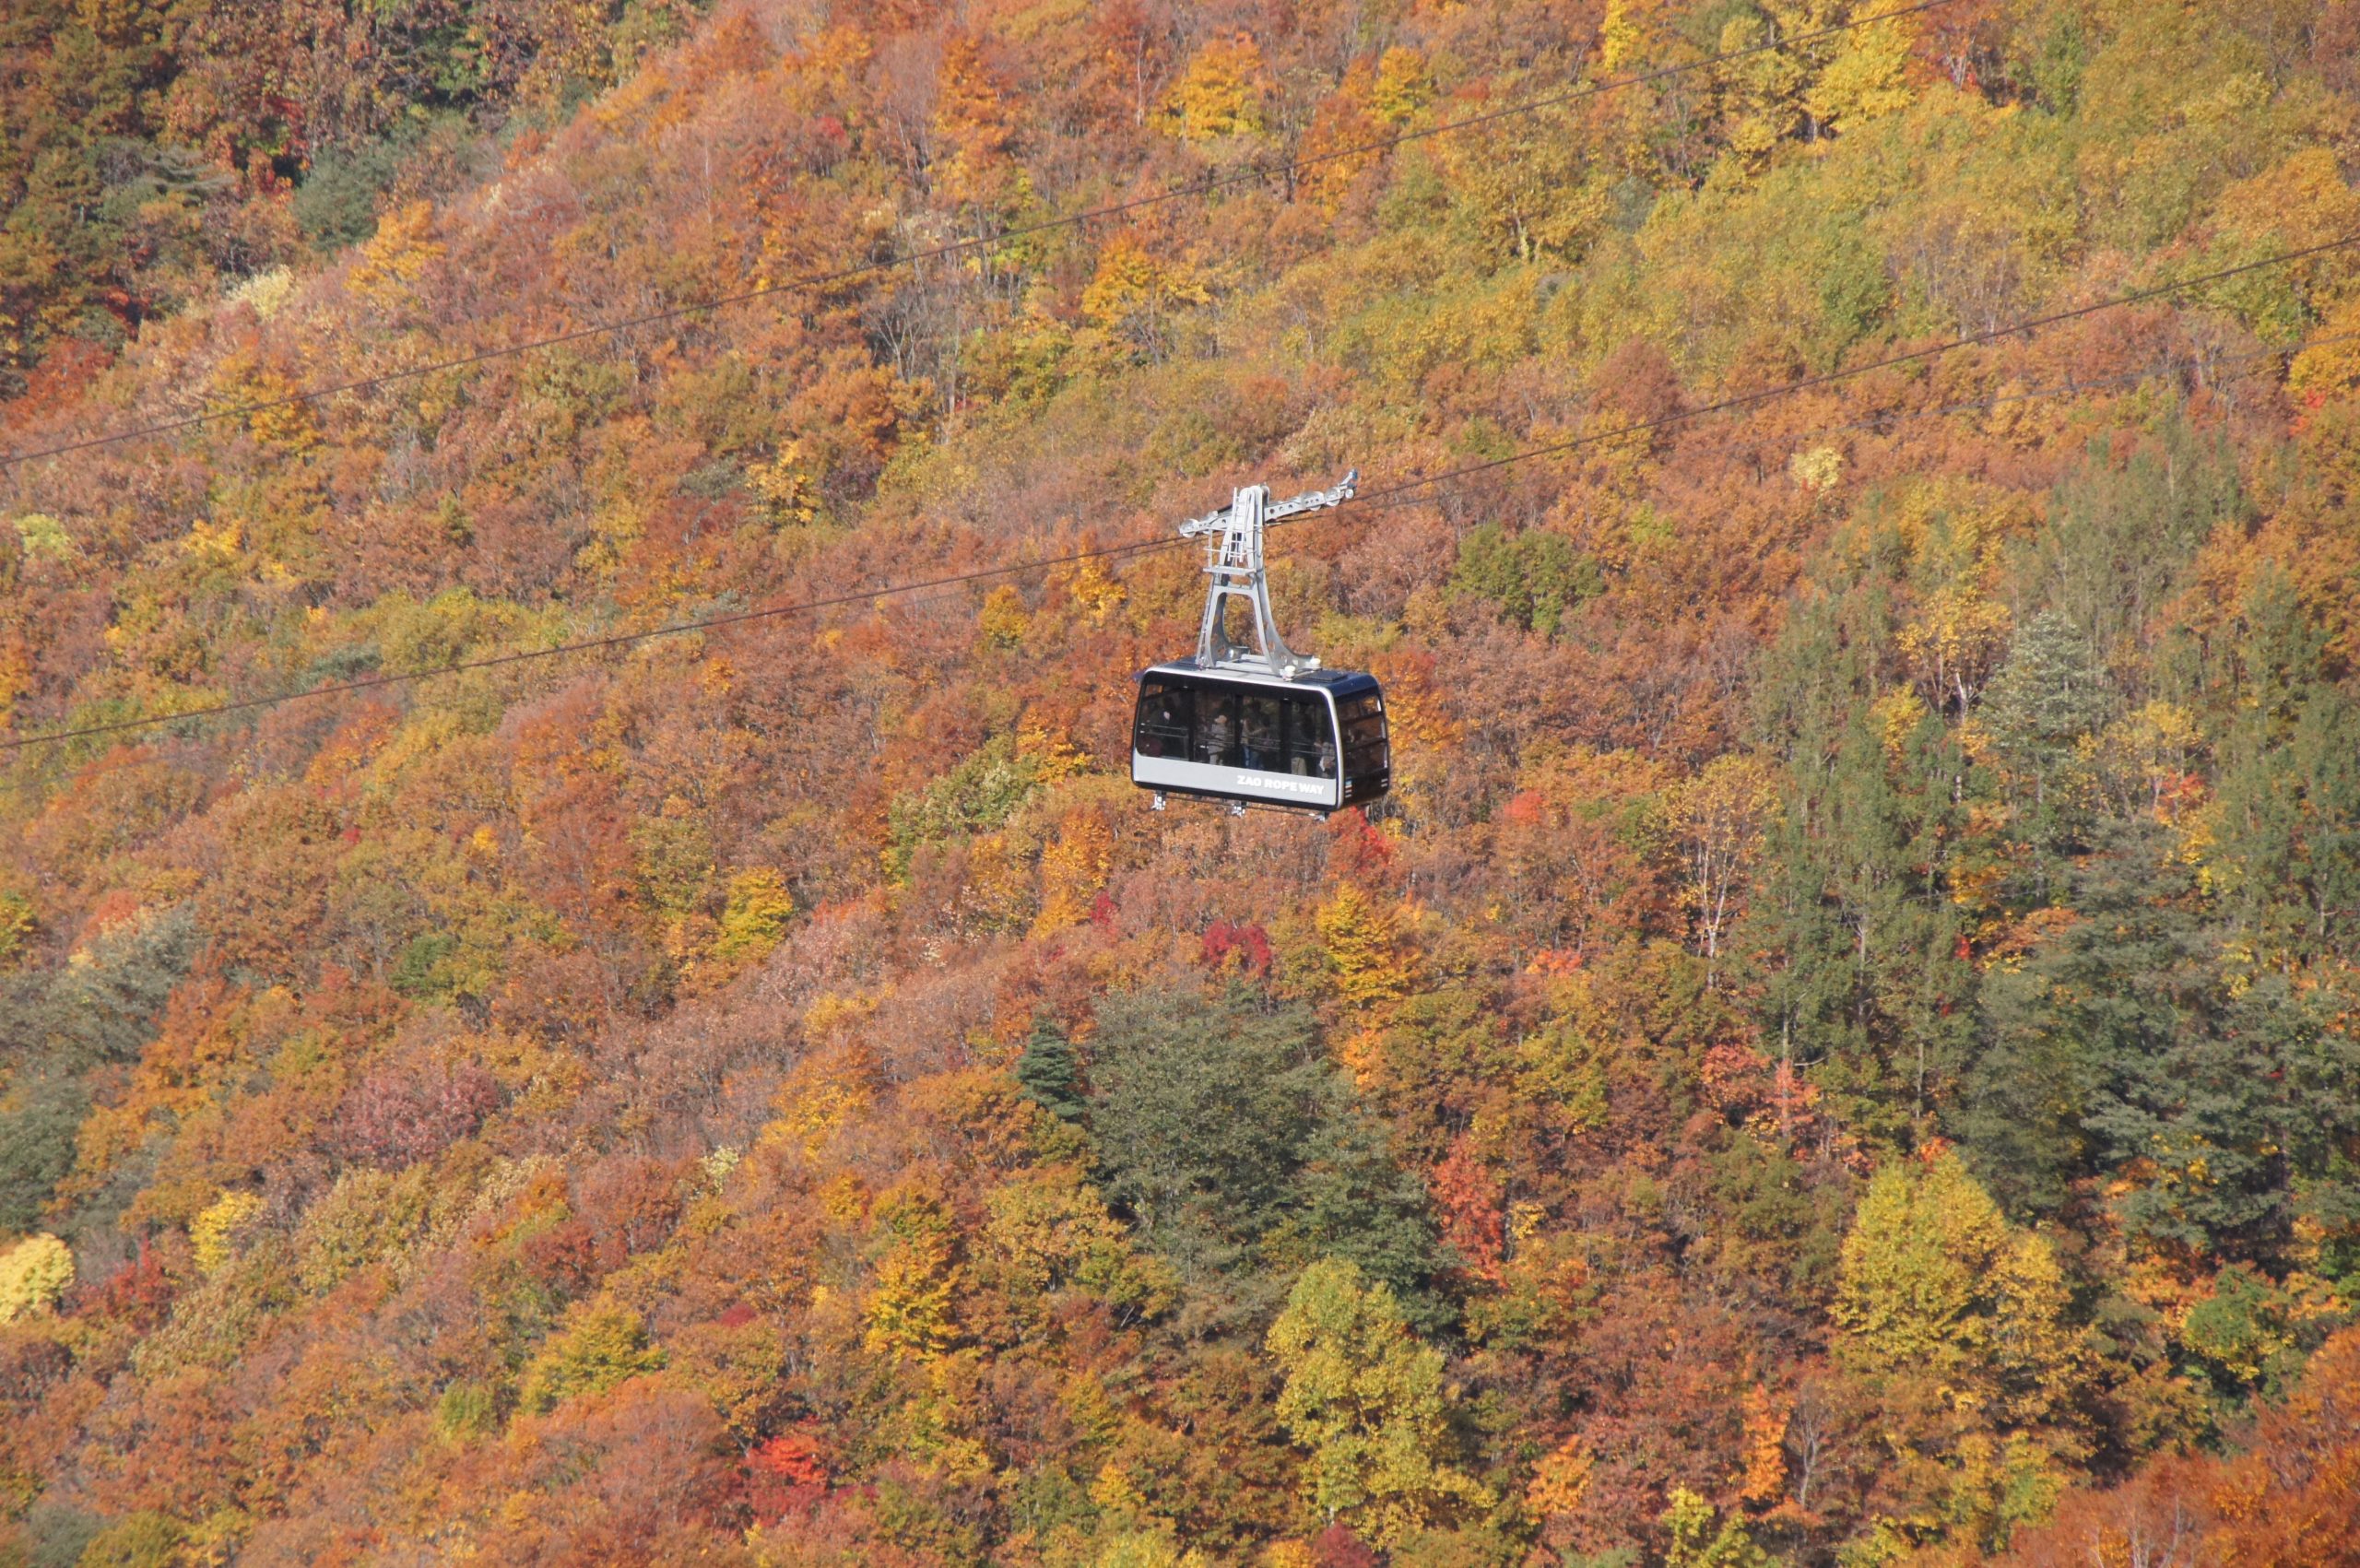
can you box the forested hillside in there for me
[0,0,706,386]
[2,1,2358,1563]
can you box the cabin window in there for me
[1196,690,1240,765]
[1240,694,1284,772]
[1338,691,1388,776]
[1136,681,1192,759]
[1283,691,1335,776]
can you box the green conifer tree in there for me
[1015,1015,1088,1122]
[1982,609,2109,883]
[2211,569,2360,963]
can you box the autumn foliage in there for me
[1,0,2359,1564]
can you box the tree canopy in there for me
[1,0,2359,1563]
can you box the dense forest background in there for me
[3,0,2359,1563]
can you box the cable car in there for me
[1131,472,1390,816]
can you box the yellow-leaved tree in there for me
[1314,883,1417,1083]
[192,1189,266,1276]
[766,999,882,1159]
[1897,583,2014,716]
[1716,8,1812,172]
[1033,807,1114,937]
[1834,1150,2078,1417]
[1737,1385,1790,1506]
[518,1296,667,1412]
[1804,3,1919,136]
[931,33,1019,210]
[1267,1257,1489,1547]
[0,1233,73,1321]
[347,200,445,314]
[714,867,796,962]
[977,584,1030,650]
[1833,1150,2086,1548]
[863,1181,959,1361]
[1090,1528,1206,1568]
[1434,103,1608,264]
[1315,884,1414,1015]
[1524,1434,1595,1523]
[1660,1486,1775,1567]
[1080,231,1210,365]
[1372,47,1431,124]
[1160,34,1268,141]
[1665,753,1779,984]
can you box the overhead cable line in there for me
[1333,327,2357,519]
[0,539,1180,753]
[2,287,2334,756]
[0,0,1962,472]
[1339,236,2360,511]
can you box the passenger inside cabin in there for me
[1241,697,1280,770]
[1136,683,1192,760]
[1281,690,1332,777]
[1199,700,1235,764]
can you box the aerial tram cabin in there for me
[1131,473,1390,816]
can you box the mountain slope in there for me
[3,2,2360,1564]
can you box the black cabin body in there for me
[1130,663,1389,814]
